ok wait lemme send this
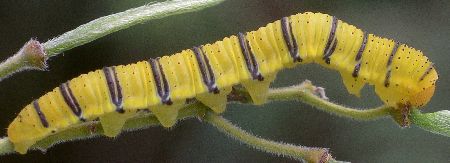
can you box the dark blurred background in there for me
[0,0,449,162]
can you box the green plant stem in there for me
[204,111,332,162]
[0,138,14,156]
[0,0,224,81]
[0,40,47,81]
[268,83,392,120]
[410,109,450,137]
[43,0,224,56]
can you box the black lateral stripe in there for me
[157,59,173,105]
[384,42,400,87]
[237,32,264,81]
[149,58,172,105]
[59,82,85,121]
[111,67,124,113]
[384,69,392,87]
[352,62,361,78]
[323,16,338,54]
[237,33,254,75]
[419,63,434,81]
[192,46,219,94]
[352,32,369,78]
[149,58,164,100]
[102,67,124,113]
[203,49,220,94]
[355,33,368,61]
[33,100,49,128]
[281,17,302,62]
[192,47,209,87]
[386,42,400,67]
[323,16,338,64]
[324,39,338,64]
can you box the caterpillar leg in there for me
[14,141,34,154]
[100,111,135,137]
[340,72,365,97]
[241,74,276,105]
[196,87,232,113]
[149,101,184,127]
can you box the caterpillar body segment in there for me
[8,70,116,153]
[7,12,438,154]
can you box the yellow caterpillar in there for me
[7,12,438,154]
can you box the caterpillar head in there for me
[375,61,438,110]
[409,70,438,108]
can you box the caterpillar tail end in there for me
[100,111,135,137]
[7,110,41,154]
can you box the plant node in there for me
[0,39,47,81]
[19,39,48,70]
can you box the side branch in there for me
[204,111,332,162]
[267,81,392,120]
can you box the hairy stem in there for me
[0,0,224,81]
[0,40,47,82]
[204,111,332,162]
[410,109,450,137]
[268,81,392,120]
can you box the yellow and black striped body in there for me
[7,12,438,154]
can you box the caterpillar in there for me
[7,12,438,154]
